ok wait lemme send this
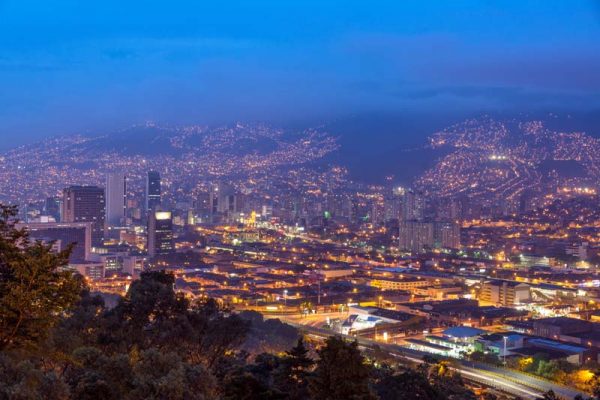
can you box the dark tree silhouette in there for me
[0,204,82,350]
[309,336,376,400]
[275,337,314,399]
[375,368,445,400]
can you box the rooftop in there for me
[443,326,487,338]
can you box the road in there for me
[270,316,587,400]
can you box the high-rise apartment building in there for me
[384,190,402,222]
[398,220,434,252]
[433,221,461,249]
[402,189,424,221]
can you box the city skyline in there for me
[4,2,600,400]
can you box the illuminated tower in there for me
[147,210,173,257]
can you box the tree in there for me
[428,361,476,400]
[222,369,282,400]
[466,350,501,366]
[187,298,250,368]
[309,336,376,400]
[0,204,82,351]
[275,337,314,399]
[219,353,286,400]
[541,390,561,400]
[64,346,133,399]
[71,371,114,400]
[49,288,106,357]
[590,372,600,400]
[375,368,444,400]
[237,311,298,355]
[129,349,217,400]
[537,360,561,379]
[0,353,70,400]
[98,271,193,352]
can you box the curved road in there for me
[281,320,587,400]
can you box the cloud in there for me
[425,49,600,92]
[341,32,600,94]
[401,85,600,109]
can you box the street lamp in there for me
[283,289,288,308]
[503,336,508,365]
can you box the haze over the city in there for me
[1,0,600,148]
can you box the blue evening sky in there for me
[0,0,599,145]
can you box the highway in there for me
[269,316,588,400]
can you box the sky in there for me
[1,0,600,146]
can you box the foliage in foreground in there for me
[1,203,486,399]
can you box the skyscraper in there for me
[105,172,126,226]
[147,210,173,257]
[146,171,161,213]
[61,186,105,246]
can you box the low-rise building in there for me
[480,281,531,306]
[533,317,593,340]
[370,277,430,291]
